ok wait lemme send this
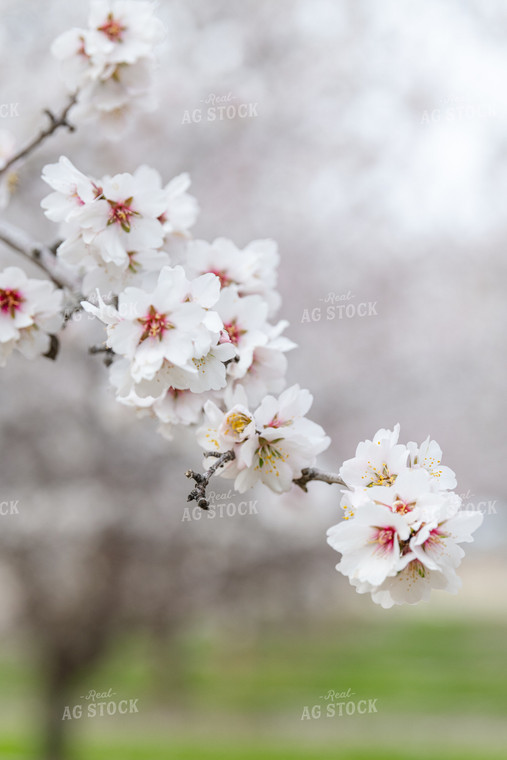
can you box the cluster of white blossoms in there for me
[41,156,198,296]
[326,425,483,608]
[40,150,297,443]
[0,267,63,366]
[51,0,165,136]
[196,385,330,493]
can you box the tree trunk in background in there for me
[43,657,72,760]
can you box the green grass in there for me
[0,617,506,758]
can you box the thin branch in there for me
[89,345,114,356]
[0,94,77,177]
[293,468,347,492]
[0,219,73,291]
[89,345,115,367]
[185,453,346,510]
[186,450,236,509]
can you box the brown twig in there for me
[186,450,236,509]
[0,219,72,291]
[293,468,347,492]
[89,345,115,367]
[185,453,346,510]
[0,94,77,177]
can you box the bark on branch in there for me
[186,450,236,509]
[0,219,72,290]
[293,468,347,491]
[185,453,346,509]
[0,94,77,177]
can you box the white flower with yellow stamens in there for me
[339,423,409,490]
[196,385,330,494]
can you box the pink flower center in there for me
[138,305,171,342]
[97,14,126,42]
[424,527,448,548]
[392,497,416,515]
[371,526,396,554]
[223,320,245,346]
[107,197,138,232]
[0,288,24,318]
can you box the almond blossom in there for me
[0,268,63,366]
[196,385,330,494]
[51,1,165,136]
[327,429,483,607]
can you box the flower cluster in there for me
[196,385,330,493]
[41,153,297,441]
[41,157,197,296]
[83,264,236,400]
[326,425,483,608]
[51,0,165,136]
[0,267,63,366]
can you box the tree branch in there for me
[89,345,115,367]
[293,468,347,491]
[185,453,347,510]
[186,450,236,509]
[0,219,74,291]
[0,94,77,177]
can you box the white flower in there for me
[407,436,457,490]
[152,388,208,438]
[328,452,483,607]
[41,156,98,223]
[186,237,281,314]
[51,28,102,90]
[81,248,171,297]
[352,562,462,609]
[339,423,409,490]
[83,266,223,385]
[196,384,330,494]
[214,286,293,383]
[160,173,199,238]
[0,268,62,366]
[327,503,411,587]
[409,506,483,573]
[226,318,296,407]
[85,0,165,66]
[70,58,158,138]
[75,170,166,266]
[51,2,165,135]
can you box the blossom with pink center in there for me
[215,286,292,382]
[82,265,224,388]
[51,2,165,136]
[85,1,165,66]
[41,156,98,223]
[71,170,167,266]
[185,237,281,316]
[327,504,411,587]
[329,432,483,607]
[0,267,63,366]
